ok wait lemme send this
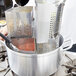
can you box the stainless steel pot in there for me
[0,35,72,76]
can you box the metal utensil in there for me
[49,0,67,48]
[0,33,11,43]
[54,3,65,36]
[5,6,33,38]
[0,33,18,51]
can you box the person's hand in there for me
[0,26,8,40]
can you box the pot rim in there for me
[5,34,64,57]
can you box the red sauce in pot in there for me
[11,38,35,51]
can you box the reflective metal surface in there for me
[5,35,64,76]
[5,6,33,38]
[0,34,73,76]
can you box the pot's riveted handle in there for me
[62,39,73,51]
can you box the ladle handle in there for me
[0,33,11,43]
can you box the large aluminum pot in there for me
[0,35,72,76]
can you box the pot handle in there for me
[62,39,73,51]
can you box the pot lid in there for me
[60,0,76,44]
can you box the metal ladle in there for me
[0,33,11,43]
[0,33,18,51]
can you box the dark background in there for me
[0,0,13,17]
[0,0,29,17]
